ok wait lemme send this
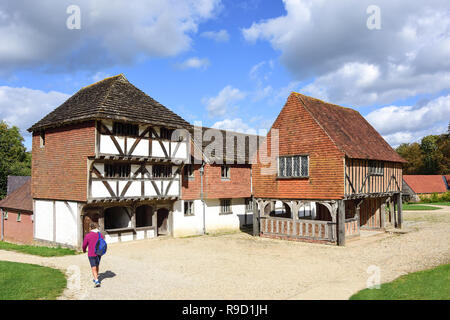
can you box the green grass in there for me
[418,201,450,206]
[402,204,441,211]
[0,241,78,257]
[350,263,450,300]
[0,261,66,300]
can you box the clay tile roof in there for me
[294,93,406,163]
[7,176,31,195]
[403,175,448,194]
[0,179,32,212]
[192,126,263,164]
[28,74,190,132]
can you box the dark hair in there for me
[90,222,99,230]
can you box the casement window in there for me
[40,131,45,148]
[3,210,7,220]
[278,155,309,178]
[183,164,194,179]
[104,163,131,178]
[152,165,172,178]
[184,201,194,216]
[220,199,232,214]
[245,198,253,212]
[113,122,139,137]
[368,160,384,176]
[221,165,230,179]
[16,212,21,222]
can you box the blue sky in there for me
[0,0,449,151]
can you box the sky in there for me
[0,0,449,151]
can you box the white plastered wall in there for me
[34,199,81,247]
[172,198,253,237]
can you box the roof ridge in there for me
[293,92,357,112]
[97,74,128,114]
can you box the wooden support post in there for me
[380,202,386,229]
[98,208,105,233]
[252,199,259,236]
[393,196,398,228]
[397,193,403,229]
[337,200,346,246]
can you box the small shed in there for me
[0,179,33,244]
[402,175,448,202]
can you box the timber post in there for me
[252,199,259,236]
[380,201,386,229]
[397,192,403,229]
[337,200,346,246]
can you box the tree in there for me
[396,129,450,175]
[0,121,31,199]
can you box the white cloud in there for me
[200,29,230,42]
[202,85,246,117]
[365,94,450,146]
[211,118,257,134]
[243,0,450,106]
[0,0,222,73]
[177,57,210,70]
[0,86,70,135]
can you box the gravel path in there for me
[1,206,449,300]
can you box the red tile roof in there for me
[294,93,406,163]
[403,175,448,194]
[0,179,32,212]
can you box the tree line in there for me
[0,121,31,199]
[396,124,450,175]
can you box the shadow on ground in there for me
[99,270,116,282]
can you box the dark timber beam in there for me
[337,200,346,246]
[397,192,403,229]
[252,199,259,236]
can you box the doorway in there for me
[157,208,170,235]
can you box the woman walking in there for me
[82,222,104,287]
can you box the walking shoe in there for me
[94,280,101,287]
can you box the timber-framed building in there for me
[27,75,257,248]
[252,93,406,246]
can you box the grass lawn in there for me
[350,263,450,300]
[403,204,441,211]
[0,241,78,257]
[0,261,66,300]
[419,201,450,206]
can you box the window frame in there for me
[245,198,253,212]
[3,210,7,220]
[368,160,384,176]
[112,122,139,137]
[221,165,231,180]
[277,155,309,179]
[183,164,195,180]
[184,201,195,216]
[104,163,132,178]
[16,212,21,222]
[39,131,45,148]
[152,164,173,178]
[220,199,232,215]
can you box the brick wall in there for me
[31,121,96,202]
[253,94,345,199]
[2,209,33,244]
[181,163,252,200]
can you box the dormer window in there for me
[113,122,139,137]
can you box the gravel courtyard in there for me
[1,207,449,300]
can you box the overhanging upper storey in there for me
[95,120,189,162]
